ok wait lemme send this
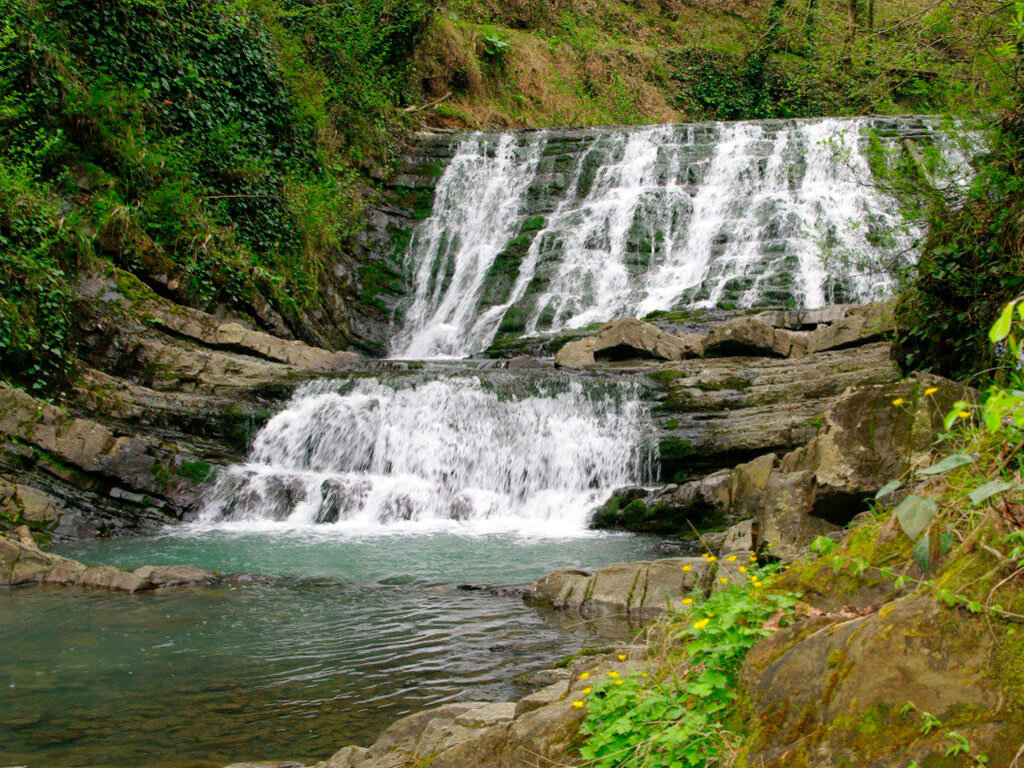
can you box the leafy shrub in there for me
[895,104,1024,381]
[0,0,432,392]
[578,567,799,768]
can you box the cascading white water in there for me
[200,377,656,534]
[392,133,545,359]
[393,117,970,357]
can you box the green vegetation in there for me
[895,105,1024,380]
[579,293,1024,768]
[578,565,800,768]
[415,0,1016,129]
[0,0,431,393]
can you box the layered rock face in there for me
[0,268,361,540]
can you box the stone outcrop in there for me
[0,527,215,590]
[0,267,369,540]
[555,318,702,368]
[592,453,774,532]
[595,372,971,562]
[703,303,892,358]
[526,555,737,615]
[652,341,898,477]
[225,650,647,768]
[738,594,1024,766]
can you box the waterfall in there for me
[392,133,545,359]
[200,377,656,534]
[392,117,968,358]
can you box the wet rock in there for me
[526,556,714,615]
[0,532,217,591]
[555,318,702,367]
[133,564,217,587]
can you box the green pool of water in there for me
[1,530,665,768]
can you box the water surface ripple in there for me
[1,530,662,768]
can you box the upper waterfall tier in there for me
[389,117,969,359]
[200,375,657,534]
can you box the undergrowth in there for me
[416,0,1017,129]
[0,0,432,393]
[578,564,800,768]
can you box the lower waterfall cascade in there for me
[391,116,974,359]
[201,376,657,533]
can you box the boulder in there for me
[721,520,754,554]
[591,471,735,533]
[555,318,702,367]
[514,680,569,716]
[810,374,972,510]
[704,314,809,358]
[0,532,217,591]
[133,564,217,587]
[703,303,892,359]
[756,471,839,561]
[77,565,153,592]
[738,595,1024,766]
[527,557,715,615]
[316,747,366,768]
[0,534,66,585]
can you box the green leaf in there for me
[917,454,974,476]
[990,300,1016,343]
[968,480,1015,505]
[895,494,937,541]
[875,479,903,500]
[912,529,953,571]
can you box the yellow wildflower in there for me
[925,387,938,396]
[707,555,717,563]
[693,618,710,630]
[701,552,711,559]
[892,397,904,406]
[608,671,619,678]
[681,597,693,605]
[726,555,737,563]
[572,700,584,709]
[614,679,624,686]
[582,687,592,694]
[617,654,627,661]
[579,672,590,680]
[738,566,747,573]
[958,410,971,418]
[719,577,729,584]
[749,554,757,562]
[641,672,648,678]
[681,564,692,572]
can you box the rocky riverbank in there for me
[0,525,215,591]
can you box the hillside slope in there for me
[0,0,1016,399]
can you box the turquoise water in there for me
[1,530,663,768]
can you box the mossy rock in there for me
[736,591,1024,767]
